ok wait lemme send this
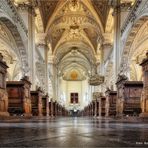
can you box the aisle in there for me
[0,117,148,147]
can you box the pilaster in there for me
[17,3,36,90]
[113,0,121,80]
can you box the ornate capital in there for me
[16,3,36,16]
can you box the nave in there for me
[0,0,148,147]
[0,117,148,147]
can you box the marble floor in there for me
[0,117,148,147]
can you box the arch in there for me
[45,0,104,34]
[0,19,23,80]
[0,15,29,75]
[120,15,148,80]
[53,41,96,63]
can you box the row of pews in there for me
[0,53,68,117]
[80,53,148,118]
[80,80,143,117]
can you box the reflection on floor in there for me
[0,117,148,147]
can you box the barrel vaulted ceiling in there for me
[15,0,135,79]
[36,0,112,78]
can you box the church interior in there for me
[0,0,148,147]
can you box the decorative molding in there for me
[89,74,104,86]
[5,0,28,35]
[121,0,143,35]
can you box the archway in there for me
[0,16,29,77]
[0,19,23,80]
[120,16,148,80]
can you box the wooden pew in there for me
[105,89,117,117]
[92,100,95,116]
[42,94,49,116]
[7,76,32,116]
[49,99,54,117]
[140,53,148,117]
[90,102,93,116]
[116,75,143,116]
[100,97,106,116]
[0,53,9,116]
[53,101,56,116]
[96,99,100,117]
[49,101,52,116]
[31,88,43,116]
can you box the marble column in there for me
[94,99,97,117]
[105,93,109,117]
[140,53,148,117]
[29,8,36,90]
[48,55,55,99]
[45,45,49,93]
[18,4,36,89]
[113,0,121,80]
[36,43,46,91]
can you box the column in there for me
[94,99,97,117]
[113,0,121,81]
[140,53,148,117]
[18,4,36,89]
[46,94,49,116]
[45,45,49,93]
[27,6,36,90]
[37,43,48,92]
[48,56,55,99]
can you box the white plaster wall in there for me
[60,79,90,110]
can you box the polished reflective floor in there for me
[0,117,148,147]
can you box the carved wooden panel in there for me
[0,54,8,115]
[108,91,117,116]
[140,55,148,115]
[117,81,143,115]
[42,96,49,116]
[101,97,106,116]
[144,71,148,87]
[31,90,43,116]
[7,88,19,98]
[7,80,31,116]
[0,72,5,89]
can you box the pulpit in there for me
[31,88,43,116]
[0,53,9,116]
[105,89,117,116]
[140,53,148,117]
[42,94,49,116]
[7,76,32,116]
[116,75,143,116]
